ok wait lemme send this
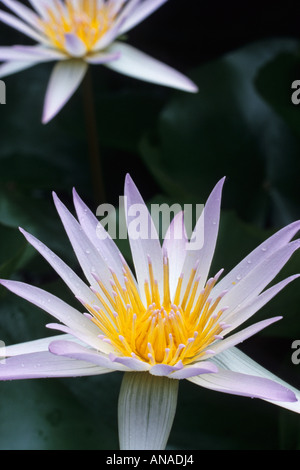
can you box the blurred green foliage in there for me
[0,0,299,450]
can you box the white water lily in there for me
[0,175,300,450]
[0,0,198,123]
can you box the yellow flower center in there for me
[83,256,228,367]
[39,0,118,52]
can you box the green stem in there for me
[82,69,106,204]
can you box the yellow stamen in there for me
[38,0,119,54]
[84,253,226,367]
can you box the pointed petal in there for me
[105,42,198,93]
[189,367,296,402]
[213,220,300,299]
[0,10,49,44]
[52,193,113,294]
[170,361,219,379]
[209,347,300,413]
[109,353,150,371]
[163,211,188,298]
[27,0,56,19]
[149,363,182,376]
[0,60,37,78]
[182,177,225,294]
[85,50,120,64]
[72,188,126,282]
[0,350,109,380]
[217,240,300,314]
[46,322,113,355]
[0,279,97,334]
[1,0,45,31]
[222,274,300,332]
[120,0,168,35]
[1,334,70,357]
[0,45,61,61]
[19,228,99,307]
[92,19,125,51]
[49,340,129,371]
[92,0,139,50]
[107,0,126,17]
[118,372,178,450]
[124,173,163,303]
[211,317,282,356]
[42,60,88,124]
[13,45,67,60]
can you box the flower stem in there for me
[118,372,179,450]
[82,68,106,204]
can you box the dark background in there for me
[0,0,300,449]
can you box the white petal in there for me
[181,177,225,294]
[92,20,124,51]
[0,60,37,78]
[46,322,113,355]
[13,45,67,60]
[72,188,126,282]
[222,274,300,332]
[49,339,129,371]
[210,317,282,356]
[93,0,140,50]
[0,350,109,380]
[27,0,56,19]
[149,363,183,376]
[0,10,49,44]
[105,42,198,93]
[162,211,188,298]
[124,173,163,303]
[189,368,297,403]
[170,361,219,379]
[1,0,45,32]
[217,240,300,314]
[120,0,168,35]
[212,220,300,299]
[118,372,178,450]
[0,279,97,334]
[108,353,150,371]
[42,60,88,124]
[1,334,71,357]
[91,0,140,51]
[0,45,61,61]
[85,50,120,64]
[52,193,113,295]
[114,0,140,24]
[19,228,99,307]
[210,347,300,413]
[64,33,87,58]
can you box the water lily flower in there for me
[0,175,300,450]
[0,0,198,123]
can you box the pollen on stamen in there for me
[79,245,231,367]
[83,312,93,319]
[102,338,112,344]
[214,334,223,340]
[204,349,216,355]
[219,322,231,330]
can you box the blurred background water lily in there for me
[0,0,197,123]
[0,175,299,449]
